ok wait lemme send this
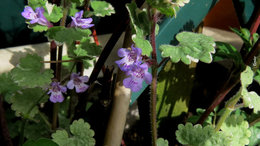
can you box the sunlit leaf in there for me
[160,32,215,64]
[91,1,115,17]
[156,138,169,146]
[221,115,251,146]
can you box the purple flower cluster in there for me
[115,45,152,92]
[48,73,89,103]
[21,6,53,28]
[22,7,94,29]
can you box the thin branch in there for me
[0,95,13,146]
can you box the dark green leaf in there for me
[23,138,58,146]
[0,73,20,103]
[255,69,260,85]
[46,27,92,44]
[11,54,53,88]
[75,37,102,56]
[28,24,48,32]
[10,88,49,118]
[213,42,244,67]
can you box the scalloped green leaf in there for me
[241,66,254,88]
[240,66,260,113]
[10,88,48,118]
[176,123,230,146]
[160,32,215,65]
[28,24,48,32]
[91,1,115,17]
[45,5,63,23]
[11,54,53,88]
[213,42,243,67]
[52,119,95,146]
[156,138,169,146]
[248,122,260,146]
[28,0,47,9]
[221,115,251,146]
[68,3,78,16]
[0,73,20,103]
[132,34,152,56]
[46,27,92,44]
[23,138,58,146]
[75,37,102,57]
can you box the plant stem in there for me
[19,120,27,146]
[150,9,158,146]
[0,95,13,146]
[215,88,242,131]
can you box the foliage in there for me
[23,138,58,146]
[0,73,20,103]
[176,123,230,146]
[90,1,115,17]
[220,115,251,146]
[160,32,215,64]
[126,2,153,56]
[10,88,48,118]
[248,122,260,146]
[156,138,169,146]
[241,66,260,113]
[52,119,95,146]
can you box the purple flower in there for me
[123,63,152,92]
[21,6,53,27]
[48,82,67,103]
[115,45,142,71]
[67,73,89,93]
[70,10,94,29]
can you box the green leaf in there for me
[248,122,260,146]
[28,0,47,9]
[69,0,84,6]
[52,119,95,146]
[11,54,53,88]
[46,27,92,44]
[176,123,230,146]
[24,115,51,140]
[91,1,115,17]
[0,73,20,103]
[213,42,243,67]
[68,3,78,16]
[23,138,58,146]
[230,27,251,46]
[126,2,151,36]
[45,5,63,23]
[254,69,260,85]
[186,108,214,126]
[10,88,48,118]
[132,34,152,56]
[146,0,189,17]
[75,37,102,56]
[240,66,260,113]
[221,115,251,146]
[252,33,259,45]
[156,138,169,146]
[28,24,48,32]
[160,32,215,64]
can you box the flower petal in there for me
[67,80,75,89]
[70,73,79,80]
[75,83,89,93]
[144,72,152,84]
[75,10,83,18]
[123,77,142,92]
[117,48,129,57]
[79,76,89,82]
